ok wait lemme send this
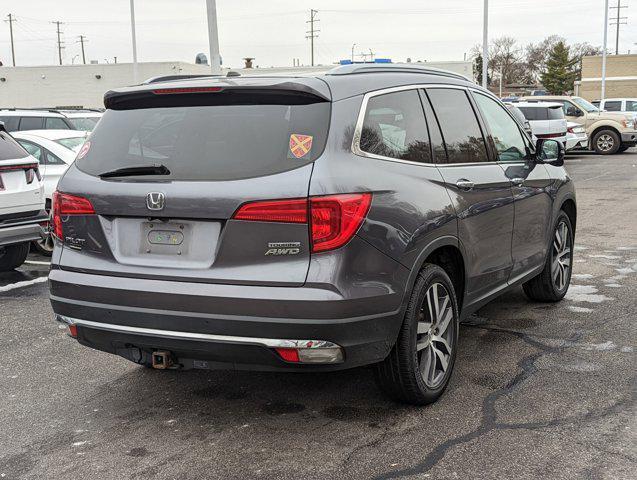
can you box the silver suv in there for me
[50,64,576,405]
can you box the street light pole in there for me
[351,43,356,62]
[130,0,139,83]
[602,0,609,100]
[206,0,222,75]
[482,0,488,88]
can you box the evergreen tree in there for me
[540,41,578,94]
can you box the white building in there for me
[0,60,474,109]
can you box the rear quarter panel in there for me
[309,95,458,300]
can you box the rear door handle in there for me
[510,177,525,186]
[455,179,474,191]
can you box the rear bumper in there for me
[620,131,637,144]
[49,268,405,371]
[0,210,48,247]
[565,133,588,151]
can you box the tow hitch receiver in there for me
[151,351,173,369]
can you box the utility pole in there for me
[53,21,64,65]
[5,14,16,66]
[129,0,139,82]
[482,0,489,88]
[77,35,87,64]
[205,0,222,75]
[602,0,609,100]
[306,9,319,66]
[610,0,628,54]
[351,43,356,62]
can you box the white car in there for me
[12,130,88,254]
[514,102,567,146]
[592,98,637,114]
[565,122,588,151]
[0,109,102,132]
[0,124,47,271]
[12,130,87,201]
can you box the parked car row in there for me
[509,95,637,155]
[0,108,98,259]
[0,108,102,132]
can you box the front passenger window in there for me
[359,89,431,163]
[473,93,528,162]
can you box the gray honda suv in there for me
[50,64,575,405]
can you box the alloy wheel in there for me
[416,282,454,388]
[597,134,615,152]
[552,221,571,291]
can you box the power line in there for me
[609,0,628,54]
[52,20,64,65]
[306,9,319,66]
[76,35,88,64]
[5,14,16,66]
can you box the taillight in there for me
[232,193,372,253]
[310,194,372,252]
[233,198,308,223]
[52,191,95,240]
[567,127,574,134]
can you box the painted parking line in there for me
[24,260,51,266]
[0,276,48,293]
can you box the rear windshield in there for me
[0,131,29,161]
[68,117,99,131]
[518,106,564,121]
[76,102,330,181]
[56,137,86,152]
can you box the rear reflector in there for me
[275,348,300,363]
[52,191,96,239]
[152,87,223,95]
[68,324,78,338]
[274,346,344,364]
[233,198,308,223]
[232,193,372,253]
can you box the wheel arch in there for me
[402,236,467,315]
[560,198,577,233]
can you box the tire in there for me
[0,243,30,272]
[375,264,459,405]
[523,211,574,302]
[592,129,620,155]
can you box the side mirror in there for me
[536,139,564,166]
[566,106,582,117]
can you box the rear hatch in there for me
[0,131,43,217]
[55,79,331,286]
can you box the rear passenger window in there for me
[45,117,70,129]
[0,116,20,132]
[604,101,622,112]
[359,90,431,163]
[426,88,489,164]
[19,117,43,130]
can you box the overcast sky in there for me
[1,0,633,68]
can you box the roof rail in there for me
[326,63,472,82]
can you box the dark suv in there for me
[50,64,576,405]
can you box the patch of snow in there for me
[565,285,612,304]
[604,283,622,288]
[568,306,593,313]
[588,254,621,259]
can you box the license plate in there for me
[148,230,184,245]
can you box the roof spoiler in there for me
[104,81,330,110]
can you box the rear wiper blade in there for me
[98,164,170,178]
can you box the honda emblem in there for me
[146,192,165,211]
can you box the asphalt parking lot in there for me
[1,150,636,480]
